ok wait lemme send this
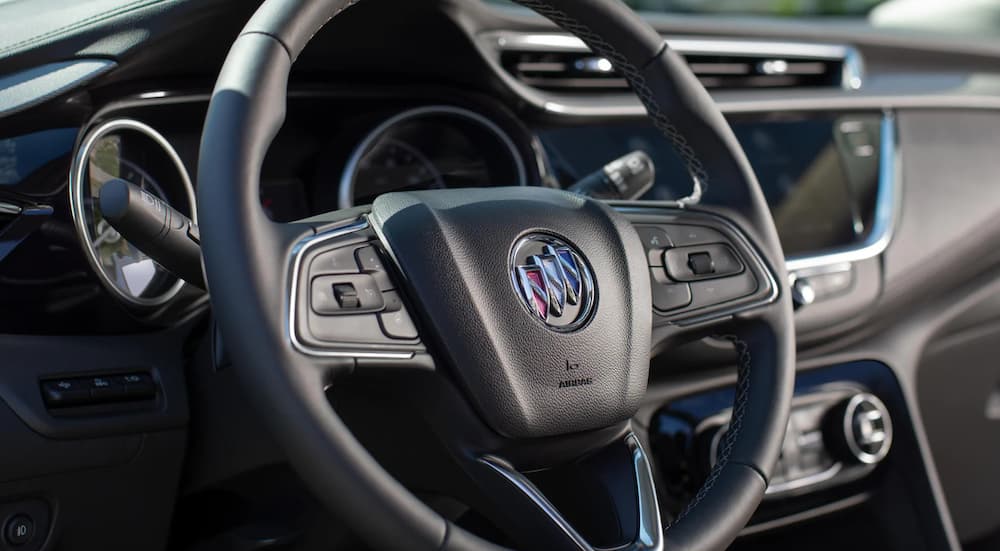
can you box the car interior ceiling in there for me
[1,0,1000,550]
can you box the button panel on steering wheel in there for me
[289,219,426,360]
[628,210,778,325]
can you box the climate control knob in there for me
[825,392,893,464]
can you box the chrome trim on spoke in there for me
[338,105,528,209]
[286,218,415,360]
[479,434,663,551]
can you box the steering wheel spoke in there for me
[461,434,662,551]
[618,205,781,347]
[284,214,434,373]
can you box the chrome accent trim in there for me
[478,434,663,551]
[786,112,898,273]
[0,201,22,215]
[338,105,528,209]
[286,218,415,360]
[69,118,197,307]
[487,32,863,91]
[509,234,596,332]
[843,393,893,465]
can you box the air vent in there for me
[492,34,861,93]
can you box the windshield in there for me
[487,0,1000,39]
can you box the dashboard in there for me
[4,0,1000,549]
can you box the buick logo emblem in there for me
[510,234,595,331]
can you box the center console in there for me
[640,361,953,550]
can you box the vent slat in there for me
[499,42,851,93]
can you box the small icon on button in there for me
[4,514,34,546]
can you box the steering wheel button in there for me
[308,312,394,344]
[634,226,671,266]
[355,245,394,291]
[689,273,758,309]
[687,252,715,275]
[664,244,744,282]
[311,246,361,275]
[651,281,692,312]
[663,224,727,247]
[379,310,418,340]
[382,290,404,313]
[332,283,360,308]
[311,274,384,315]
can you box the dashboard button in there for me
[88,376,125,401]
[41,379,90,407]
[4,514,34,546]
[117,373,156,399]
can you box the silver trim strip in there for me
[488,32,863,91]
[785,112,898,272]
[478,434,663,551]
[68,118,197,307]
[286,218,416,360]
[338,105,528,209]
[0,201,22,215]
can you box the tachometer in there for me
[355,138,444,197]
[339,105,527,208]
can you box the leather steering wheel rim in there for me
[197,1,796,550]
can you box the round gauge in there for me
[339,105,527,208]
[358,139,445,195]
[69,119,197,307]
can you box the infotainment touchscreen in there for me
[537,112,883,257]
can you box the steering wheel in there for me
[197,0,795,550]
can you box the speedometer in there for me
[339,105,527,208]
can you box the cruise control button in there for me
[379,309,419,340]
[356,245,394,291]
